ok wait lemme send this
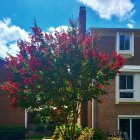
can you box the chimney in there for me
[79,6,86,35]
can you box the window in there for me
[119,119,130,138]
[119,34,130,50]
[119,75,134,98]
[118,116,140,140]
[116,65,140,103]
[116,32,134,58]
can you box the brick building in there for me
[0,58,26,127]
[79,6,140,140]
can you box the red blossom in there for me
[92,32,101,42]
[97,84,102,89]
[19,68,26,75]
[32,24,43,40]
[1,84,7,91]
[29,57,42,71]
[78,33,84,45]
[111,51,117,57]
[99,53,108,62]
[10,97,18,109]
[22,77,31,84]
[0,20,125,115]
[91,50,96,58]
[83,35,92,47]
[109,64,115,70]
[44,66,50,71]
[18,54,25,62]
[54,108,63,113]
[118,71,122,75]
[1,81,19,107]
[31,74,40,81]
[25,45,35,54]
[6,56,20,68]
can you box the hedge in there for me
[0,126,27,140]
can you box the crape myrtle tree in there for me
[1,20,125,139]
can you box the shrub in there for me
[52,124,94,140]
[46,122,56,131]
[35,123,45,131]
[52,124,82,140]
[0,126,27,140]
[92,129,107,140]
[78,127,94,140]
[107,137,123,140]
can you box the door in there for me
[119,119,130,139]
[132,119,140,140]
[119,117,140,140]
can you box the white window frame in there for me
[118,115,140,140]
[119,74,135,99]
[115,65,140,104]
[116,32,134,57]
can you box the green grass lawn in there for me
[26,134,52,140]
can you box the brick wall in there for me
[95,80,140,134]
[0,60,25,126]
[86,33,140,134]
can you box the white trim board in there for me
[118,115,140,118]
[120,65,140,72]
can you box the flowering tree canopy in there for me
[1,20,125,139]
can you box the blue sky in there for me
[0,0,139,58]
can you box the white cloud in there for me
[127,19,135,28]
[0,18,29,58]
[78,0,135,20]
[127,23,133,28]
[48,26,68,33]
[47,26,69,38]
[0,20,68,58]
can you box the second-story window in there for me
[119,34,130,50]
[116,32,134,58]
[119,75,134,98]
[116,66,140,103]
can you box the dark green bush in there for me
[35,123,45,131]
[0,126,27,140]
[92,129,107,140]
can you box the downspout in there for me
[25,109,28,128]
[92,99,94,128]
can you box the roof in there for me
[88,27,140,33]
[0,57,5,61]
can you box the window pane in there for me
[125,35,130,50]
[132,119,140,139]
[120,92,133,98]
[127,75,133,89]
[120,35,125,50]
[119,75,126,89]
[119,119,130,138]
